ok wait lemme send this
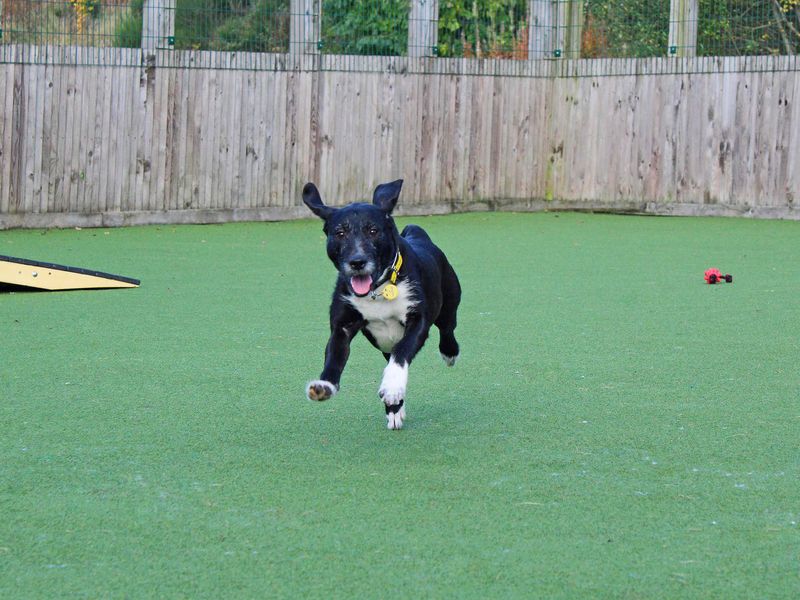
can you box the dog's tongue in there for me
[350,275,372,296]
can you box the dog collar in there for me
[369,251,403,301]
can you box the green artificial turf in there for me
[1,212,798,598]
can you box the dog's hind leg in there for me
[437,328,459,366]
[435,264,461,366]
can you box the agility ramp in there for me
[0,255,139,290]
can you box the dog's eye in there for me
[335,229,346,239]
[368,227,379,236]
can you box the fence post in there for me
[408,0,438,57]
[290,0,320,55]
[557,0,583,59]
[529,0,582,59]
[142,0,175,53]
[668,0,698,57]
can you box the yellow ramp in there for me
[0,255,139,291]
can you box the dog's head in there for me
[303,180,403,297]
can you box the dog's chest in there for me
[346,281,415,353]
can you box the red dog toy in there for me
[704,268,733,284]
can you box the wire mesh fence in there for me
[1,0,132,47]
[1,1,798,72]
[0,0,291,51]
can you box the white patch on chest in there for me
[345,280,416,353]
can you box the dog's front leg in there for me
[379,314,429,429]
[307,321,359,402]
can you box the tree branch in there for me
[772,0,797,54]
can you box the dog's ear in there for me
[372,179,403,213]
[302,183,334,220]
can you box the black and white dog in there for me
[302,179,461,430]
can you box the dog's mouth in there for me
[349,274,373,297]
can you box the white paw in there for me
[379,385,406,405]
[441,352,458,367]
[306,380,337,402]
[378,359,408,405]
[386,404,406,430]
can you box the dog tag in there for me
[381,284,398,300]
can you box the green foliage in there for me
[438,0,528,58]
[583,0,800,58]
[697,0,800,56]
[4,0,115,45]
[108,0,799,57]
[583,0,669,58]
[113,0,143,48]
[72,0,103,21]
[113,0,290,51]
[320,0,407,56]
[172,0,230,49]
[212,0,289,52]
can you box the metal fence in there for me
[1,1,799,73]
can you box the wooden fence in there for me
[1,47,799,228]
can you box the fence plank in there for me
[293,70,313,205]
[76,58,94,214]
[184,66,201,209]
[265,71,282,207]
[59,61,77,213]
[0,62,9,214]
[8,63,25,213]
[174,65,190,209]
[251,72,267,209]
[198,68,214,209]
[95,63,112,213]
[20,63,37,214]
[109,64,128,212]
[124,51,141,208]
[213,69,228,209]
[225,69,241,209]
[65,58,80,214]
[439,73,458,200]
[281,71,295,207]
[149,61,167,211]
[788,74,800,207]
[758,71,779,207]
[84,65,103,215]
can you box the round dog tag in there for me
[381,284,398,300]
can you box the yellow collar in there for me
[389,251,403,285]
[370,251,403,300]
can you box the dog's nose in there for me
[349,257,367,271]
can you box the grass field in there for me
[1,212,798,598]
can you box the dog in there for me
[302,179,461,429]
